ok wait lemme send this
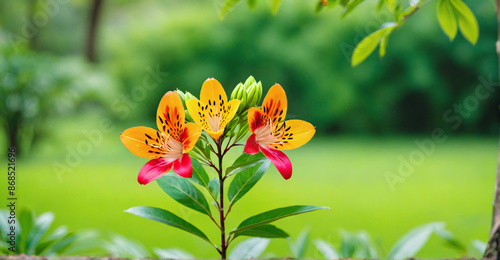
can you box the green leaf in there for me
[269,0,282,15]
[228,238,270,259]
[437,0,457,41]
[27,212,54,255]
[247,0,257,9]
[190,158,210,187]
[471,240,487,255]
[157,175,212,216]
[342,0,364,18]
[231,205,329,234]
[379,24,396,58]
[386,222,444,260]
[450,0,479,45]
[340,230,357,257]
[352,24,397,67]
[208,178,220,198]
[314,239,340,259]
[290,227,310,258]
[125,206,212,245]
[235,225,289,238]
[35,225,68,254]
[219,0,243,19]
[228,159,270,206]
[226,153,267,177]
[386,0,395,12]
[354,231,378,258]
[434,227,466,253]
[19,209,34,253]
[154,248,195,259]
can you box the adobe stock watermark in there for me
[385,74,499,192]
[51,65,168,182]
[2,0,69,51]
[339,9,393,64]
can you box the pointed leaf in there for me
[229,238,270,259]
[208,178,220,198]
[154,248,195,259]
[290,227,310,258]
[437,0,457,41]
[231,205,329,234]
[352,24,397,66]
[386,222,444,260]
[342,0,364,18]
[218,0,243,19]
[314,239,340,259]
[226,153,267,177]
[228,159,270,205]
[235,225,289,238]
[451,0,478,45]
[157,175,211,216]
[190,158,210,188]
[27,212,54,255]
[126,206,212,245]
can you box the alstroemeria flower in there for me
[244,84,315,180]
[186,78,241,140]
[120,91,201,185]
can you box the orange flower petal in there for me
[181,122,202,153]
[157,91,185,141]
[262,84,287,125]
[247,107,265,134]
[271,120,315,151]
[120,126,166,159]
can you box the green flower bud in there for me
[184,92,197,102]
[243,75,256,89]
[231,83,244,100]
[176,90,187,107]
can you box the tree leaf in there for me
[269,0,282,15]
[235,224,289,238]
[386,222,444,260]
[208,177,220,199]
[190,158,210,188]
[157,175,212,216]
[231,205,329,234]
[125,206,212,245]
[228,159,270,206]
[218,0,243,19]
[450,0,479,45]
[386,0,396,12]
[352,24,397,66]
[226,153,267,177]
[342,0,365,18]
[314,239,340,259]
[379,25,396,58]
[228,238,270,259]
[437,0,457,41]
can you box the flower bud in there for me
[231,83,244,100]
[176,90,187,107]
[184,92,197,102]
[243,75,256,89]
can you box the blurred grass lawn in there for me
[0,114,496,258]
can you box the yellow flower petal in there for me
[157,91,185,141]
[271,120,315,151]
[120,126,165,159]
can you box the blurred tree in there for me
[85,0,103,62]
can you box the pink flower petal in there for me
[261,147,292,180]
[173,153,193,178]
[138,158,174,185]
[244,134,260,155]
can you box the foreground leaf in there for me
[228,159,270,206]
[386,222,444,260]
[125,207,212,245]
[228,238,270,259]
[27,212,55,255]
[154,248,195,259]
[235,224,289,238]
[231,205,329,234]
[290,227,310,258]
[351,23,397,66]
[157,175,212,216]
[226,153,267,177]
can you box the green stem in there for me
[216,138,227,259]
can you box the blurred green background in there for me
[0,0,498,258]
